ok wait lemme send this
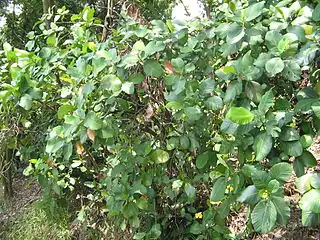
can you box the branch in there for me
[179,0,191,17]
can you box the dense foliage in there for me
[1,0,320,239]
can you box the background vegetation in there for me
[1,0,320,239]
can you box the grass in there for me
[0,198,72,240]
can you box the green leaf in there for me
[185,106,202,121]
[196,151,210,169]
[46,139,64,154]
[312,3,320,21]
[224,80,242,103]
[151,149,169,164]
[143,60,163,77]
[190,222,204,235]
[281,141,303,157]
[237,185,260,204]
[252,169,271,189]
[293,158,305,177]
[270,162,292,182]
[58,104,74,120]
[226,107,254,124]
[210,177,226,202]
[265,58,284,76]
[166,101,183,110]
[121,82,135,94]
[296,174,313,194]
[302,211,320,227]
[19,94,33,110]
[310,174,320,189]
[297,151,317,167]
[271,196,290,226]
[133,232,146,240]
[283,60,301,81]
[299,189,320,213]
[122,202,139,219]
[84,112,102,130]
[244,1,265,22]
[205,96,223,111]
[3,42,12,54]
[82,7,94,22]
[171,58,185,73]
[184,183,196,199]
[129,73,145,84]
[295,99,319,113]
[226,23,245,44]
[258,90,274,113]
[172,180,183,190]
[145,41,165,57]
[251,200,277,233]
[253,132,273,161]
[101,74,122,93]
[279,127,300,141]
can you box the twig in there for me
[179,0,191,17]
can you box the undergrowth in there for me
[0,198,71,240]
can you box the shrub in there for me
[1,1,320,238]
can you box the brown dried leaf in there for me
[76,142,85,155]
[46,159,57,168]
[164,61,175,74]
[144,104,155,121]
[87,129,96,142]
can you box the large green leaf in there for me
[281,141,303,157]
[244,1,265,22]
[265,57,284,76]
[224,80,242,103]
[122,202,139,219]
[296,151,317,167]
[310,174,320,189]
[143,60,163,77]
[279,127,300,141]
[84,112,102,130]
[237,185,260,205]
[226,107,254,124]
[151,149,169,164]
[196,151,209,169]
[312,3,320,21]
[205,96,223,111]
[283,60,301,81]
[270,162,292,182]
[184,183,196,199]
[251,200,277,233]
[258,89,274,113]
[58,104,74,120]
[299,189,320,213]
[210,177,226,202]
[253,132,273,161]
[101,74,122,93]
[144,40,165,57]
[19,94,33,111]
[296,174,313,194]
[271,196,290,226]
[252,169,271,189]
[226,23,245,44]
[185,106,202,121]
[302,211,320,227]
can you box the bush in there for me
[1,1,320,239]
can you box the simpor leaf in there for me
[151,149,169,164]
[226,107,254,124]
[265,57,284,76]
[253,132,273,161]
[251,200,277,233]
